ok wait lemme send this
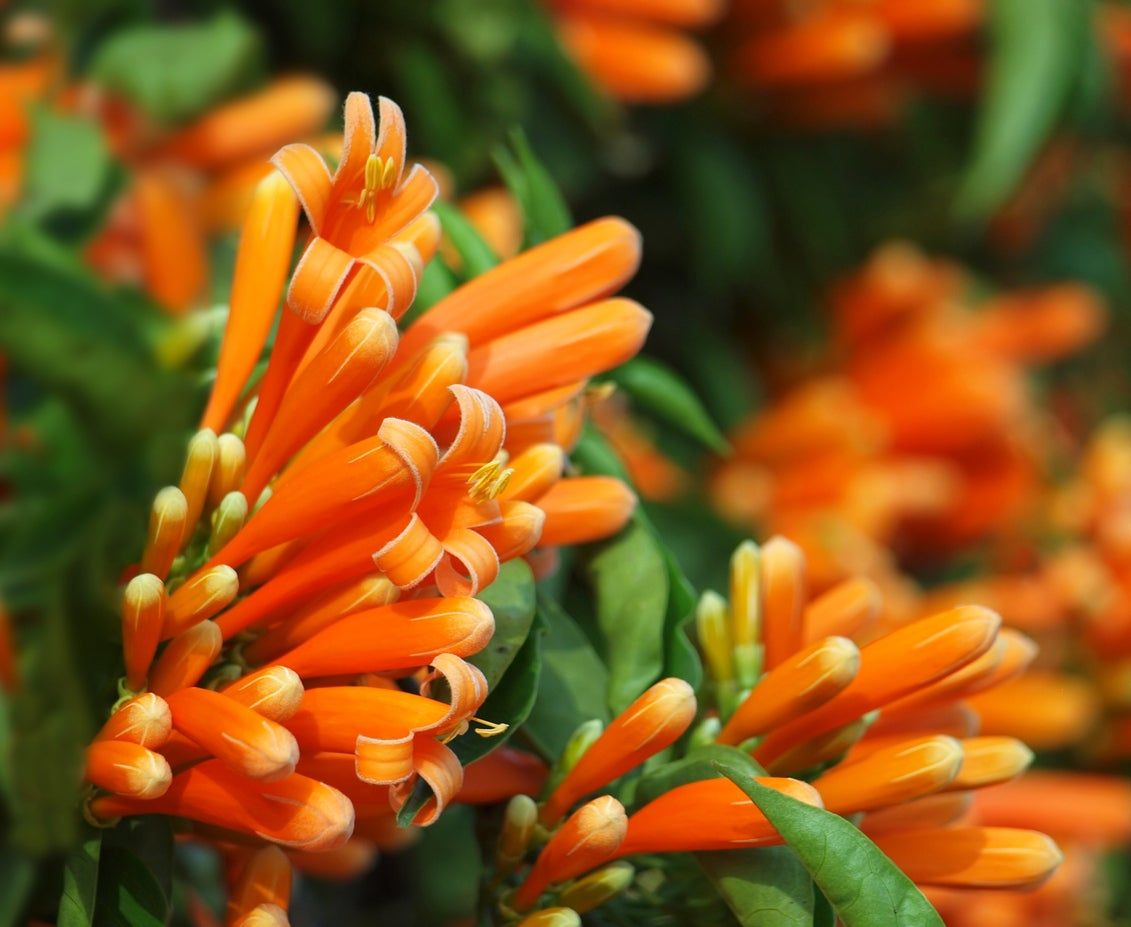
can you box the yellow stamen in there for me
[347,153,396,223]
[468,459,514,502]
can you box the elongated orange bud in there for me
[242,308,400,503]
[767,715,875,775]
[160,77,336,170]
[813,735,963,815]
[243,576,399,664]
[616,777,822,856]
[221,666,304,723]
[718,636,860,745]
[965,672,1100,750]
[272,596,493,678]
[202,174,300,433]
[537,477,636,547]
[179,429,219,535]
[209,434,248,507]
[121,573,167,691]
[761,536,805,670]
[736,12,889,88]
[872,826,1062,889]
[85,740,172,799]
[167,687,299,781]
[476,501,545,561]
[141,487,188,579]
[970,772,1131,845]
[542,678,696,825]
[755,606,1001,766]
[861,792,973,836]
[233,904,288,927]
[465,300,652,405]
[135,169,207,314]
[803,576,882,644]
[96,693,172,748]
[947,737,1032,791]
[514,796,627,911]
[227,846,292,924]
[209,419,437,570]
[163,565,239,638]
[148,620,223,697]
[90,760,354,852]
[555,14,710,104]
[883,629,1036,714]
[500,444,564,503]
[288,841,378,880]
[400,217,641,361]
[459,747,549,805]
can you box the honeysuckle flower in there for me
[84,90,649,927]
[547,0,723,103]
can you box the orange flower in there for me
[225,846,292,926]
[541,677,696,824]
[548,0,722,103]
[615,776,822,855]
[513,795,627,911]
[85,740,172,799]
[90,760,354,852]
[872,827,1063,890]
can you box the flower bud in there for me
[558,861,634,914]
[121,573,167,691]
[496,794,538,874]
[141,487,188,580]
[164,565,239,637]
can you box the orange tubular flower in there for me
[548,0,723,103]
[514,796,628,911]
[691,537,1063,899]
[90,760,354,852]
[226,846,292,926]
[871,827,1063,890]
[615,777,822,856]
[86,91,652,922]
[85,740,172,799]
[541,678,697,825]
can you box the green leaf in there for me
[20,109,115,237]
[609,357,729,454]
[89,11,262,125]
[586,520,669,714]
[58,833,101,927]
[714,759,945,927]
[524,595,609,759]
[954,0,1088,221]
[432,199,500,279]
[631,744,760,808]
[396,780,434,829]
[411,805,481,926]
[450,588,543,766]
[699,847,815,927]
[494,130,572,246]
[471,559,536,688]
[660,538,702,691]
[0,849,35,927]
[0,233,198,452]
[92,847,168,927]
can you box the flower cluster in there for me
[81,92,646,924]
[712,241,1105,595]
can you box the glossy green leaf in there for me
[954,0,1087,221]
[450,591,543,765]
[472,559,537,688]
[714,759,945,927]
[609,357,729,453]
[58,833,101,927]
[411,805,481,926]
[494,130,571,246]
[0,849,35,927]
[92,847,167,927]
[699,847,815,927]
[89,11,262,124]
[524,595,609,759]
[660,539,702,691]
[587,520,669,714]
[433,199,500,280]
[631,743,761,809]
[20,109,114,235]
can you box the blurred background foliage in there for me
[4,0,1131,924]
